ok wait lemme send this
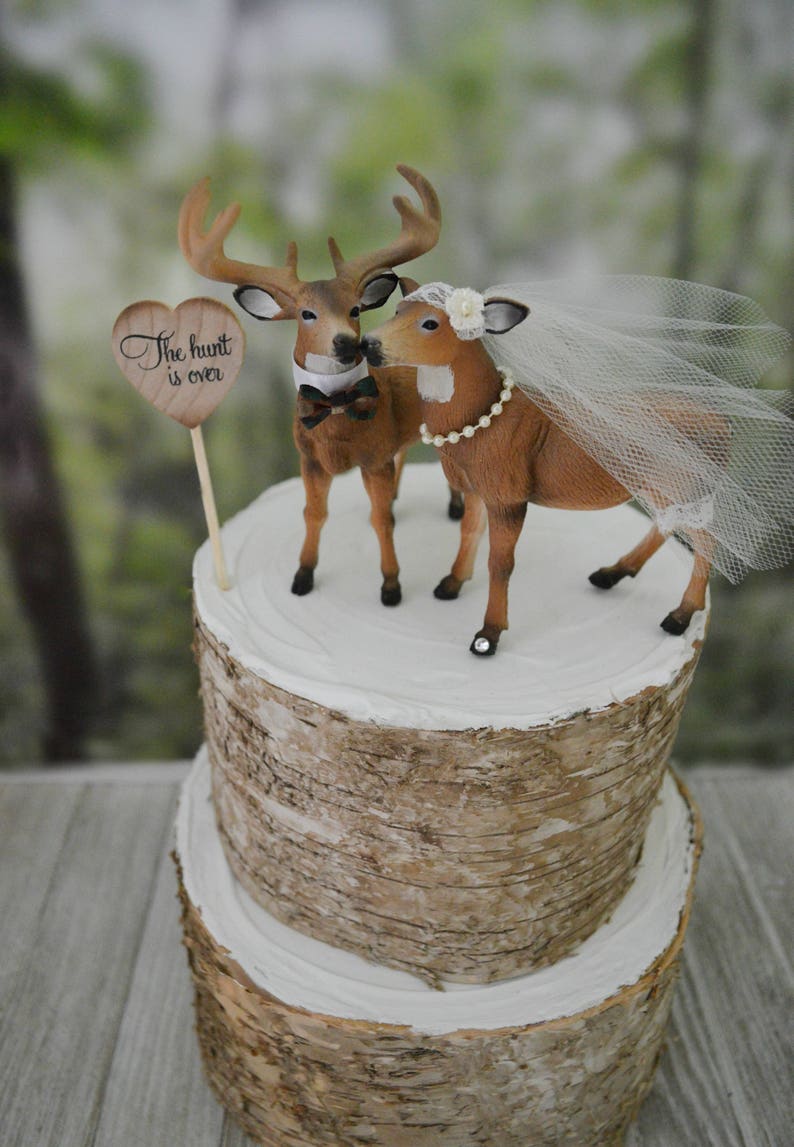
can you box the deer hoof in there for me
[434,575,461,600]
[381,583,402,607]
[589,567,626,590]
[291,567,314,596]
[448,495,464,521]
[470,632,498,656]
[660,610,690,636]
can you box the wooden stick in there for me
[190,426,230,590]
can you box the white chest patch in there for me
[417,365,455,403]
[304,353,350,377]
[293,355,369,397]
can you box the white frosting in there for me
[193,463,707,731]
[417,364,455,402]
[292,356,370,396]
[176,749,696,1035]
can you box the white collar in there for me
[292,357,370,397]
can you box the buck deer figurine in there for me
[362,279,792,655]
[179,166,453,605]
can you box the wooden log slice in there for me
[193,463,707,983]
[175,750,702,1147]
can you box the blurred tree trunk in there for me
[0,159,97,760]
[721,12,793,302]
[673,0,715,280]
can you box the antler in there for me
[178,177,301,307]
[327,165,441,288]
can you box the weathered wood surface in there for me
[0,763,790,1146]
[627,767,794,1147]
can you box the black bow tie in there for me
[297,377,379,429]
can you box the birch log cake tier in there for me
[177,749,700,1147]
[191,462,706,986]
[178,460,708,1145]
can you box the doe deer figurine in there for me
[362,282,740,655]
[179,166,455,605]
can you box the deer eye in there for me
[421,318,439,331]
[349,305,360,319]
[300,309,317,322]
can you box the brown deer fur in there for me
[179,167,454,605]
[362,297,715,654]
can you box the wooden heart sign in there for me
[112,298,245,428]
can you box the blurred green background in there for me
[1,0,791,766]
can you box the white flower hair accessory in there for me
[403,282,486,339]
[446,287,486,339]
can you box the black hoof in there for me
[470,633,498,656]
[589,568,625,590]
[448,498,464,521]
[660,611,690,636]
[291,567,314,596]
[381,584,402,606]
[434,576,460,601]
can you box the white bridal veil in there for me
[408,277,793,582]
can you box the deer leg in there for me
[434,492,485,600]
[661,530,712,635]
[448,487,465,521]
[471,503,527,657]
[361,463,402,606]
[589,523,666,589]
[293,460,332,596]
[392,448,407,502]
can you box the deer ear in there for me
[359,272,399,312]
[399,276,420,296]
[483,298,530,335]
[233,285,293,321]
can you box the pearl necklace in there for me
[420,369,515,447]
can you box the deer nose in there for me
[360,335,383,367]
[332,333,359,365]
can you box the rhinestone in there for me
[462,425,476,438]
[478,415,491,428]
[473,637,491,654]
